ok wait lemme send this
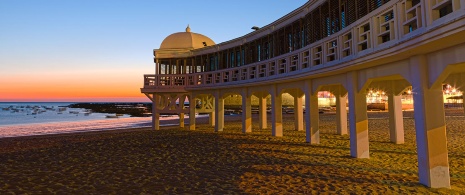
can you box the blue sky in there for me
[0,0,308,101]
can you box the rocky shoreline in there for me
[69,103,152,117]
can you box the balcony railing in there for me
[144,74,187,88]
[143,0,465,90]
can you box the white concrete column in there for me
[214,92,224,132]
[242,92,252,133]
[209,112,215,127]
[388,94,404,144]
[336,93,348,135]
[347,71,369,158]
[258,96,267,129]
[210,94,215,127]
[155,59,158,75]
[176,59,180,74]
[152,94,160,131]
[304,80,319,144]
[271,86,283,136]
[179,113,185,128]
[410,56,450,188]
[183,59,187,74]
[189,99,196,130]
[294,95,304,131]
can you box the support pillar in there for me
[347,71,369,158]
[183,59,187,74]
[215,92,224,132]
[294,95,304,131]
[258,95,267,129]
[188,99,196,130]
[304,80,319,144]
[152,94,160,131]
[155,59,158,75]
[179,113,184,128]
[176,59,180,74]
[242,91,252,133]
[209,112,215,127]
[388,94,404,144]
[335,93,348,135]
[410,56,450,188]
[271,86,283,136]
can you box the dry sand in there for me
[0,109,464,194]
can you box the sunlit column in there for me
[176,59,180,74]
[155,59,158,75]
[214,91,224,132]
[271,86,283,136]
[410,56,450,188]
[189,97,196,130]
[258,95,267,129]
[152,94,160,131]
[242,91,252,133]
[347,71,369,158]
[209,94,215,127]
[294,95,304,131]
[192,58,196,74]
[336,93,348,135]
[179,113,185,128]
[183,59,187,74]
[304,80,319,144]
[209,112,215,127]
[388,93,404,144]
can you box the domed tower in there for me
[154,25,215,75]
[142,26,216,132]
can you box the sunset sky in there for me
[0,0,307,102]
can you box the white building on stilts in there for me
[142,0,465,188]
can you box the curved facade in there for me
[142,0,465,188]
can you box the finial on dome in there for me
[186,24,191,32]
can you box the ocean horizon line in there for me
[0,101,151,104]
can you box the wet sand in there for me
[1,110,464,194]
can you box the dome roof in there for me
[159,25,215,50]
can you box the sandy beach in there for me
[1,109,464,194]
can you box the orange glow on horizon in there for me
[0,70,151,102]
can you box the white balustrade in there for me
[143,0,464,90]
[312,45,323,66]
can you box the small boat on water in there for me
[106,115,119,118]
[115,113,124,116]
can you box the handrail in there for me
[144,74,187,88]
[143,0,465,90]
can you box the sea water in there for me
[0,102,154,138]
